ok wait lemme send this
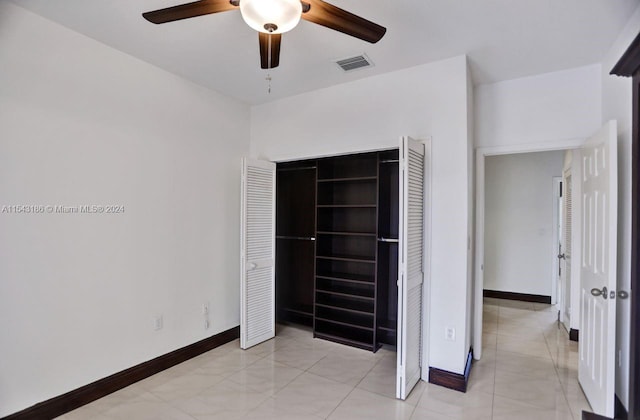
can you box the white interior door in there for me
[396,136,425,400]
[578,121,618,417]
[240,158,276,350]
[561,169,573,331]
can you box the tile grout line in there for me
[322,350,384,419]
[543,319,581,420]
[490,304,499,419]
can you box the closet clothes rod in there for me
[276,235,316,241]
[377,237,399,243]
[379,159,399,164]
[276,166,317,172]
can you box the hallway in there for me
[474,297,590,419]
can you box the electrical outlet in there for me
[445,326,455,341]
[154,315,163,331]
[202,302,209,315]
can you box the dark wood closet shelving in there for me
[316,205,377,208]
[316,254,376,263]
[313,152,381,351]
[275,150,399,352]
[317,176,377,183]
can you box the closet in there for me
[275,150,399,352]
[241,137,426,399]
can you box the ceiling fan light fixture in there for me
[239,0,302,34]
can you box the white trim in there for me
[268,146,399,163]
[421,137,433,382]
[473,138,585,360]
[552,176,562,306]
[478,138,586,157]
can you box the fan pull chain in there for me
[266,73,272,94]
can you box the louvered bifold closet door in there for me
[563,173,572,325]
[396,137,425,400]
[240,158,276,349]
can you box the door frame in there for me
[552,176,562,306]
[473,138,585,359]
[610,31,640,420]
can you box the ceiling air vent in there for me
[335,54,373,72]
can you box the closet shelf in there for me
[315,317,374,331]
[313,331,376,352]
[317,176,377,183]
[315,273,374,284]
[276,235,316,241]
[316,254,376,263]
[316,288,374,300]
[316,204,377,208]
[316,231,377,237]
[315,302,374,316]
[316,286,375,301]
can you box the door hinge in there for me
[559,181,563,197]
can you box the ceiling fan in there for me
[142,0,386,69]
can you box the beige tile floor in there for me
[56,298,590,419]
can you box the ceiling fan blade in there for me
[259,32,282,69]
[301,0,386,43]
[142,0,238,24]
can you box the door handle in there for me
[618,290,630,299]
[248,262,257,270]
[591,286,608,299]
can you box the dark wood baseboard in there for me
[581,395,628,420]
[2,326,240,420]
[483,289,552,304]
[570,328,579,342]
[429,347,473,392]
[615,394,628,419]
[582,412,613,420]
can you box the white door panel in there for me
[578,121,617,417]
[397,137,425,400]
[240,158,276,350]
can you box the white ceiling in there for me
[10,0,639,104]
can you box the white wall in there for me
[0,3,250,417]
[475,65,602,149]
[601,3,640,409]
[250,56,473,375]
[484,151,565,297]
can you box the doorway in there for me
[473,138,585,360]
[482,150,566,306]
[475,122,620,417]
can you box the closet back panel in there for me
[276,167,316,237]
[317,153,377,179]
